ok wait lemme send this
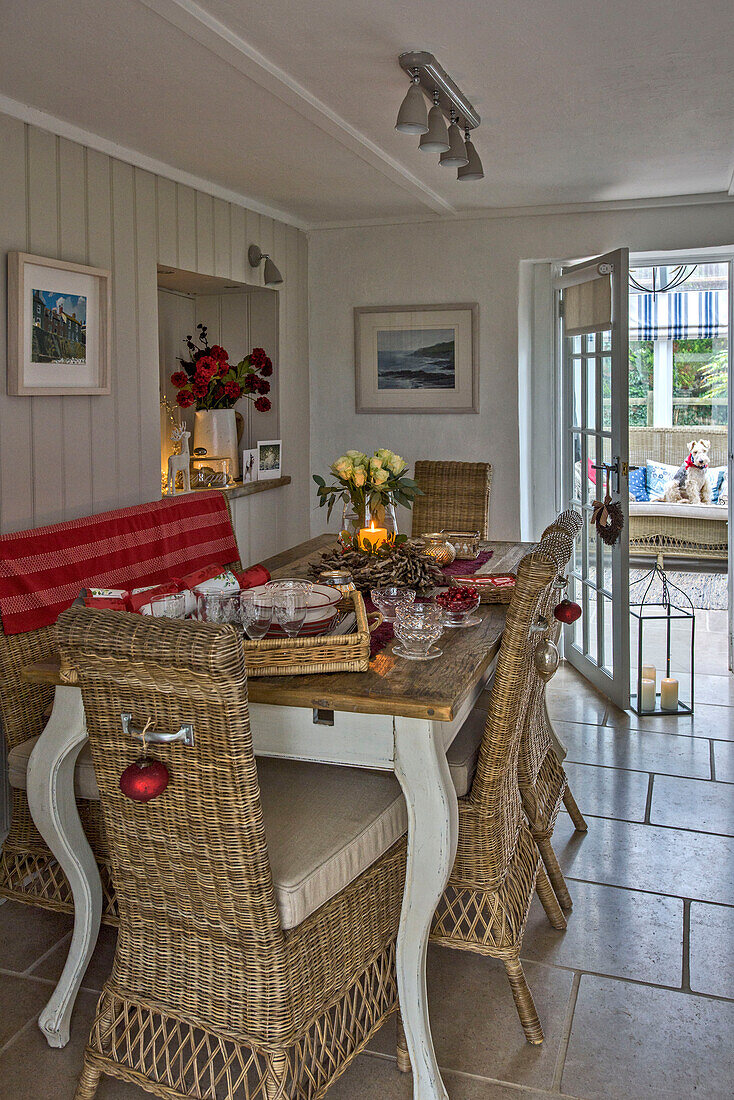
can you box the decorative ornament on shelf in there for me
[313,448,424,537]
[119,720,169,803]
[553,599,582,624]
[534,639,560,682]
[166,424,191,495]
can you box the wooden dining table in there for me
[22,535,530,1100]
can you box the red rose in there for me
[217,361,230,377]
[224,381,242,400]
[250,347,266,367]
[243,373,257,393]
[260,357,273,377]
[192,380,209,398]
[171,370,189,388]
[195,356,217,381]
[253,376,270,395]
[254,396,271,412]
[176,389,195,408]
[210,345,229,362]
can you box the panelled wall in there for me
[0,111,309,550]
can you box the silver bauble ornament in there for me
[534,639,559,682]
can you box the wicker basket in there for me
[450,572,517,604]
[242,590,377,676]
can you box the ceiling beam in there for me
[138,0,455,216]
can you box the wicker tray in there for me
[242,590,379,676]
[450,572,517,604]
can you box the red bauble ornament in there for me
[554,599,582,624]
[119,758,169,802]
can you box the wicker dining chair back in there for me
[57,606,286,1041]
[515,516,587,911]
[430,546,568,1045]
[411,461,492,539]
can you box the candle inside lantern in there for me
[642,664,656,688]
[359,521,388,551]
[660,677,679,712]
[640,678,656,712]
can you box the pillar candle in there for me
[660,677,679,712]
[642,664,656,687]
[359,523,388,551]
[640,678,656,712]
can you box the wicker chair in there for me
[57,606,407,1100]
[515,520,587,913]
[0,499,242,926]
[411,461,492,539]
[428,548,568,1045]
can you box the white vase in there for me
[193,410,239,479]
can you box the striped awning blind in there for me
[629,289,728,341]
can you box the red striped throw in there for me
[0,492,240,635]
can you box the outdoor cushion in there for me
[9,740,408,931]
[628,465,648,502]
[646,460,679,499]
[708,465,727,502]
[629,502,727,521]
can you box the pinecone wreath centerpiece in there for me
[310,541,444,593]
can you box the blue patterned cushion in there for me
[628,465,648,502]
[646,461,679,500]
[718,470,728,505]
[707,465,726,502]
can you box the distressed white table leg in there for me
[26,686,101,1048]
[394,716,459,1100]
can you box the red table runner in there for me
[0,492,239,635]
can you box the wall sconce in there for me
[248,244,283,286]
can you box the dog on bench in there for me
[657,438,712,504]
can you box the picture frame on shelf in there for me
[354,302,478,414]
[242,448,258,483]
[7,252,111,396]
[257,439,282,480]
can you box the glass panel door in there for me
[559,249,630,709]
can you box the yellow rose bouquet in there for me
[313,448,423,530]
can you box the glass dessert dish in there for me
[393,599,444,660]
[436,585,481,628]
[370,586,416,623]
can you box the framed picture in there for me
[7,251,111,396]
[257,439,282,480]
[354,303,478,414]
[242,448,258,483]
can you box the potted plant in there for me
[313,449,423,536]
[170,324,273,478]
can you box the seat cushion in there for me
[9,740,408,932]
[629,502,727,521]
[446,706,486,797]
[9,736,100,800]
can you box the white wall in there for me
[0,111,309,550]
[308,201,734,540]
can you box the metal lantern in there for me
[630,564,694,716]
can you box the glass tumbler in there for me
[370,586,415,623]
[195,589,240,624]
[149,592,187,619]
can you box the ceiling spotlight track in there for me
[395,51,484,181]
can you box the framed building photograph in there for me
[354,303,478,413]
[7,252,111,395]
[257,439,282,480]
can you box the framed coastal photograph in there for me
[257,439,282,480]
[354,303,478,413]
[7,252,111,395]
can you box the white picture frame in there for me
[354,302,478,414]
[7,252,111,396]
[257,439,282,480]
[242,448,258,483]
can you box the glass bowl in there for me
[393,599,444,660]
[436,586,481,628]
[370,586,416,623]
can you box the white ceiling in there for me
[2,0,733,226]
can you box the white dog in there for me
[657,438,712,504]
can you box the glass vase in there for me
[341,495,366,538]
[368,493,399,537]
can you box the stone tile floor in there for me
[0,639,732,1097]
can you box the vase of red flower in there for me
[170,324,273,479]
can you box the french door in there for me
[557,248,630,709]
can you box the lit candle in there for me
[642,664,656,688]
[660,677,679,712]
[640,678,656,713]
[359,521,388,551]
